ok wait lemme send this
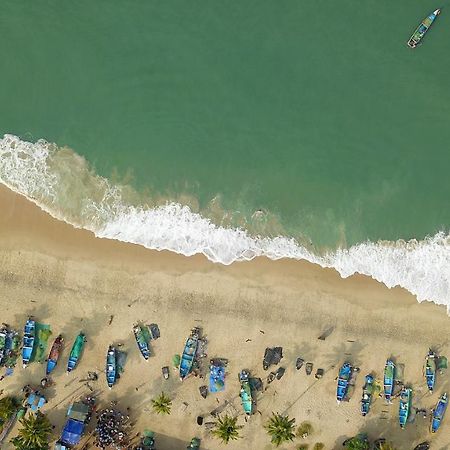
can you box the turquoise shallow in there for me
[1,1,450,308]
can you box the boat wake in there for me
[1,134,450,313]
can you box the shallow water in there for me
[1,1,450,309]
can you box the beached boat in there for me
[46,334,64,375]
[336,362,352,403]
[4,330,20,368]
[384,359,396,402]
[399,388,412,429]
[187,438,200,450]
[209,360,226,392]
[106,345,117,388]
[0,328,7,365]
[431,392,448,433]
[67,332,85,373]
[407,9,441,48]
[239,370,253,415]
[360,374,374,416]
[425,349,437,393]
[179,328,200,380]
[133,324,151,360]
[22,318,36,368]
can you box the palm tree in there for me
[343,434,370,450]
[0,396,18,423]
[297,421,313,439]
[211,415,242,444]
[379,444,398,450]
[264,413,296,447]
[151,392,172,415]
[11,412,52,450]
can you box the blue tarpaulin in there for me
[61,418,84,446]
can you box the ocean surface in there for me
[1,1,450,310]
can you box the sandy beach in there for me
[0,184,449,450]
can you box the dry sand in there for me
[0,184,449,450]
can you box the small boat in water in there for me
[46,334,64,375]
[399,388,412,429]
[133,323,151,360]
[431,392,448,433]
[360,374,374,416]
[239,370,253,415]
[179,328,200,380]
[22,318,36,368]
[407,9,441,48]
[67,332,86,373]
[425,349,437,393]
[384,359,396,402]
[336,362,352,403]
[106,345,117,388]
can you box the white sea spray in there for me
[1,134,450,312]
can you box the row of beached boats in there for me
[335,353,448,433]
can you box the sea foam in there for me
[1,134,450,312]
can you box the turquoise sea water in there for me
[1,1,450,308]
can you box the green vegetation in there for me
[211,415,242,444]
[297,445,309,450]
[10,412,52,450]
[0,396,19,425]
[313,444,325,450]
[151,392,172,415]
[297,421,313,438]
[343,434,370,450]
[264,413,296,447]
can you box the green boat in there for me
[67,332,86,373]
[407,9,441,48]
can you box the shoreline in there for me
[0,184,449,449]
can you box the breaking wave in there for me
[1,134,450,312]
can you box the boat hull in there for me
[407,10,441,48]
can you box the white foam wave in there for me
[1,134,450,312]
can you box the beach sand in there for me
[0,184,449,450]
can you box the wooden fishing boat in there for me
[407,9,441,48]
[179,328,200,380]
[425,349,437,393]
[399,388,412,429]
[239,370,253,415]
[46,334,64,375]
[133,324,151,360]
[106,345,117,388]
[384,360,396,402]
[431,392,448,433]
[67,332,85,373]
[22,318,36,368]
[0,328,7,365]
[336,362,352,403]
[360,374,374,416]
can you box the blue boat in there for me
[0,327,7,365]
[399,388,412,429]
[179,328,200,380]
[106,346,117,389]
[22,318,36,368]
[360,374,374,416]
[133,324,151,360]
[209,360,226,392]
[46,334,64,375]
[431,392,448,433]
[384,360,396,402]
[239,370,253,415]
[425,350,437,393]
[336,362,352,403]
